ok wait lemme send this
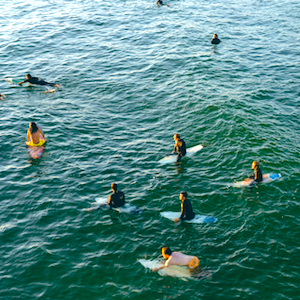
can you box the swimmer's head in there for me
[111,183,118,192]
[252,161,260,169]
[29,122,38,133]
[213,33,218,38]
[179,191,187,201]
[173,133,180,141]
[26,73,32,79]
[162,247,172,259]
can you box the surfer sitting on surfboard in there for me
[152,247,200,272]
[18,74,59,87]
[171,134,186,163]
[211,33,221,44]
[107,183,125,208]
[0,94,6,100]
[249,161,263,184]
[157,0,170,6]
[26,122,46,147]
[174,192,195,223]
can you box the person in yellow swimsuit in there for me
[26,122,46,147]
[152,247,200,272]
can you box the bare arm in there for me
[38,127,46,140]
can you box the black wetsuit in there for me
[180,198,195,221]
[173,139,186,162]
[211,38,221,45]
[250,166,263,183]
[24,77,57,87]
[157,0,164,5]
[107,190,125,208]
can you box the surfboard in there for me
[138,259,210,280]
[94,197,142,214]
[159,144,203,165]
[160,211,218,223]
[28,145,44,159]
[233,173,281,188]
[4,78,32,87]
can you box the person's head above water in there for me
[111,183,118,192]
[179,191,187,201]
[162,247,172,259]
[252,161,260,169]
[213,33,218,39]
[26,73,32,80]
[173,133,180,141]
[29,122,38,133]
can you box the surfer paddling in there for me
[0,94,6,100]
[152,247,200,272]
[26,122,46,147]
[174,192,195,223]
[18,74,59,87]
[171,133,186,163]
[157,0,170,6]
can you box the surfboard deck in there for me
[4,78,32,87]
[159,144,203,165]
[233,173,281,188]
[138,259,210,280]
[160,211,218,223]
[94,197,142,214]
[28,145,44,159]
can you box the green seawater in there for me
[1,0,300,299]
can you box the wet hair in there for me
[162,247,172,256]
[174,133,180,139]
[213,33,218,38]
[180,191,188,198]
[29,122,38,133]
[26,73,32,78]
[111,183,118,191]
[252,161,260,167]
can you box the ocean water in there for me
[1,0,300,299]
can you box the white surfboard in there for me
[138,259,210,280]
[159,144,203,165]
[233,173,281,188]
[160,211,218,223]
[4,77,32,87]
[94,197,142,214]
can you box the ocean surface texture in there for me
[1,0,300,299]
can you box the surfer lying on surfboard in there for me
[174,192,195,223]
[157,0,170,6]
[26,122,46,147]
[152,247,200,273]
[18,74,59,87]
[171,133,186,163]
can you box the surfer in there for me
[0,94,6,100]
[26,122,46,147]
[157,0,170,6]
[211,33,221,44]
[18,74,59,87]
[250,161,263,183]
[171,134,186,162]
[174,192,195,222]
[152,247,200,272]
[107,183,125,208]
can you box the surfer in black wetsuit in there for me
[174,192,195,222]
[172,133,186,163]
[107,183,125,208]
[157,0,170,6]
[211,33,221,45]
[18,74,59,87]
[250,161,263,183]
